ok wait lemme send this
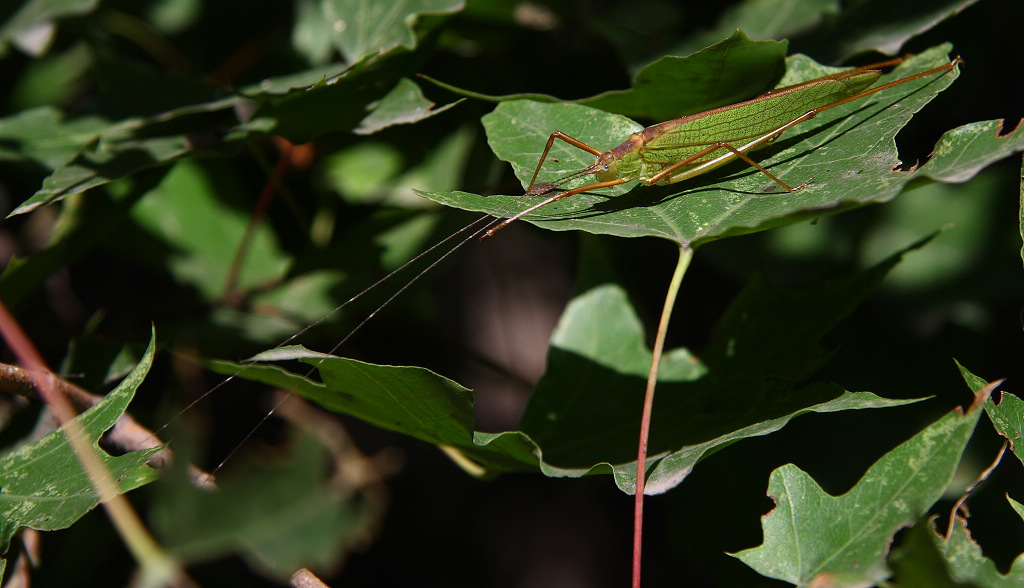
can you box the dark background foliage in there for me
[1,0,1022,586]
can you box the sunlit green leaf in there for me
[734,400,984,586]
[321,0,465,64]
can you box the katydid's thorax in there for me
[594,131,648,184]
[594,125,693,186]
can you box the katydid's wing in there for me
[641,69,881,154]
[634,70,882,182]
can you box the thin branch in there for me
[0,361,214,488]
[0,301,194,586]
[946,439,1007,540]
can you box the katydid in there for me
[484,55,962,237]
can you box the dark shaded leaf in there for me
[151,431,381,581]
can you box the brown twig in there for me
[0,301,194,586]
[0,361,214,488]
[291,568,330,588]
[274,392,403,492]
[222,140,294,303]
[946,439,1008,540]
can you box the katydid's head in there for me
[594,151,618,182]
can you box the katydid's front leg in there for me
[526,131,604,193]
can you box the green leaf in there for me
[421,31,789,122]
[919,119,1024,184]
[936,513,1024,586]
[1008,495,1024,524]
[0,330,162,554]
[0,0,98,57]
[1020,155,1024,269]
[2,3,475,217]
[7,97,241,216]
[420,47,968,247]
[4,59,408,216]
[982,389,1024,468]
[667,0,839,59]
[293,0,336,64]
[354,78,462,135]
[733,401,984,586]
[516,236,930,493]
[670,0,978,63]
[888,518,982,588]
[797,0,980,62]
[206,349,542,474]
[0,106,109,170]
[954,361,1023,467]
[128,160,291,301]
[579,32,787,121]
[858,173,999,290]
[321,0,465,64]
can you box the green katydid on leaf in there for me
[420,46,1013,246]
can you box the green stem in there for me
[632,244,693,588]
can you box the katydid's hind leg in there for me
[526,132,603,193]
[716,142,807,193]
[761,56,909,98]
[649,141,800,193]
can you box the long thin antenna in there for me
[153,208,497,442]
[157,189,542,474]
[208,210,516,474]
